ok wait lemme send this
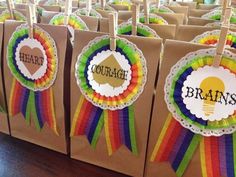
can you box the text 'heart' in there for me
[19,46,45,75]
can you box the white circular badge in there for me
[87,50,132,97]
[15,38,48,80]
[182,66,236,121]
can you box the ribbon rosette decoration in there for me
[202,9,236,24]
[74,8,102,18]
[49,13,88,44]
[7,24,58,134]
[108,0,131,10]
[151,48,236,177]
[0,9,26,22]
[93,3,115,12]
[117,21,159,38]
[149,5,174,14]
[205,22,236,28]
[138,13,168,25]
[41,0,64,6]
[71,35,147,155]
[191,30,236,49]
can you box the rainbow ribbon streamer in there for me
[151,55,236,177]
[9,79,58,134]
[200,134,236,177]
[151,115,201,177]
[71,35,147,156]
[7,24,58,135]
[71,97,137,155]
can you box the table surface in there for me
[0,133,130,177]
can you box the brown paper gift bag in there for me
[40,11,99,31]
[198,4,220,10]
[166,6,189,15]
[175,25,219,41]
[118,10,132,21]
[0,23,9,134]
[189,9,211,17]
[0,7,27,21]
[166,5,189,24]
[153,12,185,25]
[37,0,62,12]
[99,18,176,41]
[117,10,184,26]
[144,40,214,177]
[70,30,162,177]
[72,0,79,8]
[178,2,197,9]
[147,24,176,41]
[98,17,124,32]
[78,15,99,31]
[14,3,28,10]
[40,11,59,24]
[3,21,71,154]
[95,9,111,18]
[39,5,61,12]
[6,4,42,23]
[188,16,215,26]
[109,3,130,11]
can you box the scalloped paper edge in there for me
[7,24,58,91]
[118,21,160,38]
[191,29,236,49]
[75,35,147,110]
[164,48,236,136]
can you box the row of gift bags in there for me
[0,0,235,177]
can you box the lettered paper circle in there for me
[191,30,236,49]
[15,38,48,80]
[75,35,147,110]
[182,66,236,121]
[165,48,236,136]
[87,50,132,97]
[7,24,58,91]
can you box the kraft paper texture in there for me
[40,11,99,31]
[70,30,162,177]
[144,40,215,177]
[0,23,9,134]
[175,25,219,41]
[3,21,71,154]
[99,17,176,41]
